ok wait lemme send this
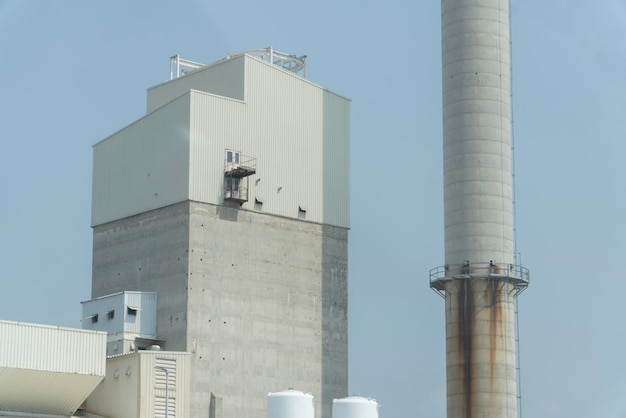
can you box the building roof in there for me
[0,320,106,416]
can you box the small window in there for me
[226,150,240,164]
[107,310,115,320]
[91,314,99,324]
[127,306,138,316]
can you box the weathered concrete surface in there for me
[445,278,517,418]
[442,0,514,267]
[439,0,520,416]
[92,200,348,418]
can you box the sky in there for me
[1,1,626,417]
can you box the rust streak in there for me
[457,279,474,418]
[489,279,506,409]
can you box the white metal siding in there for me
[81,291,157,337]
[0,321,106,416]
[188,56,350,227]
[0,320,106,374]
[85,351,190,418]
[84,352,140,418]
[0,367,104,415]
[92,94,191,226]
[124,291,157,336]
[93,53,350,228]
[147,56,245,113]
[322,89,350,228]
[188,91,248,207]
[82,292,125,334]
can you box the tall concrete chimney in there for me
[430,1,529,417]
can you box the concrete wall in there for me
[92,52,350,418]
[92,201,190,352]
[91,201,348,418]
[442,0,514,266]
[440,0,519,417]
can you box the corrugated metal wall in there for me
[81,291,125,334]
[85,351,190,418]
[81,291,157,337]
[322,89,350,227]
[91,94,191,227]
[93,53,350,228]
[188,55,350,227]
[125,291,157,336]
[0,320,106,374]
[0,320,106,416]
[147,56,245,113]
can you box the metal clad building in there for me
[90,51,350,418]
[0,320,106,416]
[92,54,350,229]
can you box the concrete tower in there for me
[90,50,349,418]
[430,2,529,418]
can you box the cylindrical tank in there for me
[267,390,314,418]
[332,396,379,418]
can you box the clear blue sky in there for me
[1,1,626,417]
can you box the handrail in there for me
[429,261,529,297]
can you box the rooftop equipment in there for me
[170,46,307,80]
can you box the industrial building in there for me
[1,0,535,411]
[87,48,350,418]
[429,1,529,418]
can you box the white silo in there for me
[429,0,530,417]
[332,396,379,418]
[267,390,314,418]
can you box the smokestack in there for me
[430,1,529,417]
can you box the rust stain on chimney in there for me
[456,279,474,418]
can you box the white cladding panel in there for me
[92,95,191,227]
[0,320,106,416]
[0,367,104,416]
[81,291,157,337]
[124,291,157,335]
[188,56,349,227]
[322,89,350,227]
[93,54,349,228]
[0,320,106,374]
[147,56,245,113]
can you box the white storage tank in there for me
[332,396,379,418]
[267,390,314,418]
